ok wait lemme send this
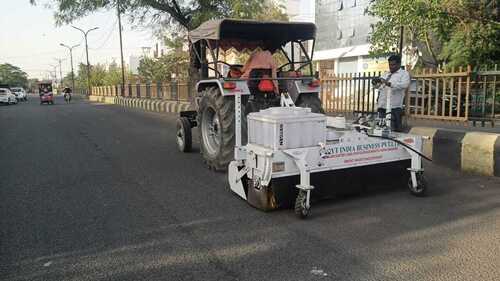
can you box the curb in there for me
[410,127,500,177]
[88,95,191,114]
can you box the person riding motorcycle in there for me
[63,87,72,102]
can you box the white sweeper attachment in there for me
[228,88,430,218]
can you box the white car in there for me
[0,88,18,105]
[10,87,27,101]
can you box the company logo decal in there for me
[319,140,399,160]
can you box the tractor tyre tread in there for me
[177,117,192,152]
[198,87,235,171]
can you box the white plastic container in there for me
[326,129,342,140]
[326,116,346,129]
[247,107,326,150]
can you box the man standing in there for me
[376,54,410,132]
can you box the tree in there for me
[137,51,190,82]
[71,62,131,88]
[438,0,500,68]
[368,0,499,68]
[31,0,288,87]
[0,63,29,87]
[31,0,287,30]
[74,63,90,90]
[137,34,190,82]
[89,64,108,86]
[137,57,164,82]
[104,61,124,85]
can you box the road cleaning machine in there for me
[226,83,429,218]
[176,19,429,218]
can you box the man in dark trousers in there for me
[376,55,410,132]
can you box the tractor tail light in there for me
[223,82,237,89]
[258,80,275,92]
[308,79,321,87]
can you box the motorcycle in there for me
[64,93,71,103]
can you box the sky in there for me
[0,0,156,79]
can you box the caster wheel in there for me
[176,117,192,152]
[408,173,427,197]
[294,190,310,218]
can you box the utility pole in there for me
[60,43,80,93]
[72,25,99,96]
[49,64,58,84]
[117,0,126,96]
[54,58,65,86]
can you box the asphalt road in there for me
[1,95,499,281]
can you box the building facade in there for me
[287,0,315,22]
[314,0,387,75]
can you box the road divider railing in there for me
[91,82,191,101]
[88,95,191,114]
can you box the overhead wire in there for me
[89,18,118,50]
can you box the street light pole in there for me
[60,43,80,93]
[72,26,98,96]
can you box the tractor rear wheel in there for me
[198,87,237,171]
[295,94,325,114]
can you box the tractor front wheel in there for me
[408,173,427,197]
[294,190,310,218]
[176,117,192,152]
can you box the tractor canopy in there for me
[189,19,316,52]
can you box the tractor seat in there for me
[227,65,243,78]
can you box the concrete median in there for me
[410,127,500,177]
[88,95,191,114]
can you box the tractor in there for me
[176,19,429,217]
[177,19,324,170]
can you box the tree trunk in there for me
[424,31,439,66]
